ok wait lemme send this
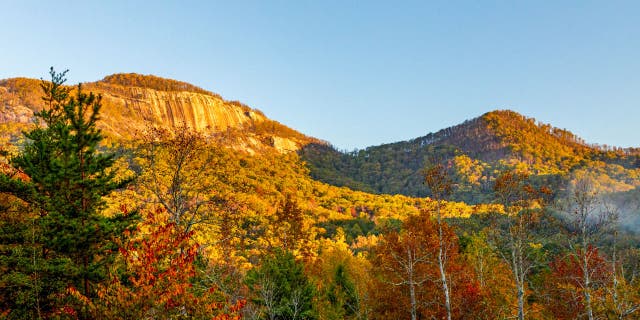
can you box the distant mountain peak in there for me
[300,108,640,202]
[408,109,591,158]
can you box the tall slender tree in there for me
[423,162,454,320]
[491,170,548,320]
[561,175,615,319]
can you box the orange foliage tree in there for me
[462,232,518,319]
[491,169,549,320]
[423,162,455,320]
[372,213,483,320]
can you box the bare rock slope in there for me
[0,74,317,153]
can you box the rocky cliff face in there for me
[0,74,315,153]
[85,82,267,137]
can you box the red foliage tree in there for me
[70,207,245,319]
[542,246,610,319]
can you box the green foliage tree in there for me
[0,192,43,319]
[0,68,137,317]
[246,249,316,320]
[325,263,359,319]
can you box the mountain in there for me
[300,110,640,203]
[2,73,638,204]
[0,73,319,154]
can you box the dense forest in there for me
[1,70,640,319]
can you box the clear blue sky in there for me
[2,1,639,150]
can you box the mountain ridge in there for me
[2,73,638,203]
[0,73,319,153]
[300,109,640,202]
[2,73,636,154]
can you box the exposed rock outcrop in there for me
[0,74,317,153]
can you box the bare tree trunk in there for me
[582,232,594,320]
[576,195,594,320]
[259,276,277,320]
[32,218,42,319]
[612,232,621,319]
[517,219,526,320]
[291,289,302,320]
[517,284,525,320]
[492,170,547,320]
[425,164,454,320]
[408,248,417,320]
[513,245,525,320]
[436,202,452,320]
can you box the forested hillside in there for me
[1,71,639,319]
[300,110,640,203]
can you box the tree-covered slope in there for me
[3,71,640,319]
[300,110,640,203]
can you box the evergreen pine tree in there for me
[1,68,137,317]
[327,263,358,319]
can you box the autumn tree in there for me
[558,175,616,319]
[373,213,482,320]
[71,207,244,319]
[423,162,454,320]
[490,170,548,320]
[273,194,318,257]
[461,231,517,319]
[311,235,373,320]
[542,247,610,319]
[136,124,220,237]
[203,195,255,309]
[274,194,305,252]
[374,214,432,320]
